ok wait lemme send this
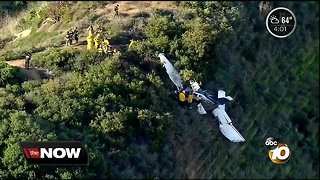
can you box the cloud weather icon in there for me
[269,15,280,24]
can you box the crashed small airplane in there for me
[159,53,245,142]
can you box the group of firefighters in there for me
[66,23,137,54]
[86,25,114,54]
[63,3,136,54]
[178,90,194,109]
[65,28,79,46]
[85,4,120,53]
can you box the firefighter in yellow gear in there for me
[187,92,193,109]
[94,33,103,51]
[87,31,94,50]
[128,39,135,50]
[102,37,110,54]
[178,91,186,103]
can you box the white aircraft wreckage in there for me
[159,53,245,142]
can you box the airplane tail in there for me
[216,97,232,105]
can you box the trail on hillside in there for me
[5,59,43,80]
[95,1,178,20]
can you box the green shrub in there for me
[0,61,26,87]
[105,18,129,38]
[132,12,150,19]
[61,6,73,23]
[181,18,217,62]
[22,8,47,29]
[0,62,16,86]
[71,50,106,72]
[127,17,148,40]
[146,17,171,39]
[32,47,79,72]
[32,48,107,73]
[0,50,24,61]
[0,46,45,61]
[15,7,49,30]
[111,31,131,45]
[143,15,186,56]
[153,8,175,17]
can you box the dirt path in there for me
[5,59,25,68]
[4,37,90,81]
[5,59,43,80]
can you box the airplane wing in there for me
[213,107,245,142]
[219,123,246,142]
[159,53,184,91]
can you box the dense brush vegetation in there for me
[0,1,318,179]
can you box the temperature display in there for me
[266,7,296,38]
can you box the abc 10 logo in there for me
[265,137,291,164]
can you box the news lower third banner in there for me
[19,141,89,165]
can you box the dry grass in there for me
[0,10,29,39]
[0,1,178,42]
[95,1,178,20]
[0,2,49,39]
[11,28,32,42]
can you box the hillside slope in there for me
[0,1,318,179]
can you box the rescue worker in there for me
[69,29,74,43]
[70,29,74,45]
[87,30,94,50]
[128,39,135,50]
[102,36,110,54]
[65,29,73,46]
[187,91,194,109]
[24,53,31,69]
[73,27,79,44]
[87,25,94,34]
[114,4,119,17]
[65,30,70,46]
[94,32,104,53]
[97,24,104,33]
[178,90,187,106]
